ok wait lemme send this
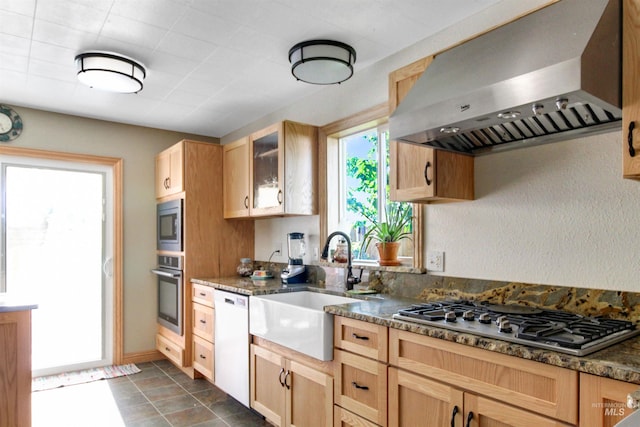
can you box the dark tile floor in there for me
[32,360,271,427]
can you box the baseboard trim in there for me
[123,350,164,364]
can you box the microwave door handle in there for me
[151,269,181,278]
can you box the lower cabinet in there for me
[334,406,379,427]
[156,333,184,367]
[191,291,214,381]
[250,343,333,427]
[579,373,638,427]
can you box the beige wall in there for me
[4,106,218,355]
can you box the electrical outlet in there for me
[274,242,282,256]
[426,251,444,272]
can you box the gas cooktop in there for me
[392,300,640,356]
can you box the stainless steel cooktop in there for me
[392,300,639,356]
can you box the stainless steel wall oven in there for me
[152,255,183,335]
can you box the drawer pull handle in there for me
[450,406,458,427]
[199,292,207,296]
[200,319,206,324]
[165,347,170,352]
[199,354,206,359]
[351,333,369,341]
[465,412,474,427]
[351,381,369,391]
[279,368,286,387]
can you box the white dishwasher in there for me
[214,289,249,407]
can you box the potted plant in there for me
[361,202,413,266]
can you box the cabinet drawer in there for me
[334,316,388,362]
[156,333,184,367]
[192,283,215,307]
[334,349,387,426]
[334,405,379,427]
[389,328,578,424]
[192,302,214,342]
[193,334,214,380]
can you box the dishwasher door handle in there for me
[224,298,235,305]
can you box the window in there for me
[328,122,414,264]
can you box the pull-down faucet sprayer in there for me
[321,231,360,290]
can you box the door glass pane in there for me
[2,163,108,375]
[252,131,279,209]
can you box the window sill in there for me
[316,260,426,274]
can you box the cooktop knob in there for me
[478,313,492,324]
[444,311,457,322]
[498,319,513,333]
[496,315,507,326]
[462,310,475,321]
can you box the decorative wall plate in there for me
[0,105,23,142]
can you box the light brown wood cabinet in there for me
[192,283,214,381]
[155,141,184,198]
[623,0,640,178]
[389,142,474,203]
[155,140,254,376]
[388,328,578,426]
[388,57,474,203]
[0,309,32,427]
[579,373,637,427]
[334,317,389,427]
[250,121,318,217]
[250,343,333,427]
[223,137,251,218]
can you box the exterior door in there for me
[1,156,113,376]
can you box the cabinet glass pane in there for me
[253,131,279,209]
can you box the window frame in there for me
[319,103,423,269]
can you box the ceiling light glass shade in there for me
[288,40,356,85]
[75,52,146,93]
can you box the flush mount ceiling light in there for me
[288,40,356,85]
[75,51,146,93]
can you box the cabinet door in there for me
[390,142,473,203]
[251,344,286,426]
[250,123,284,216]
[287,359,333,427]
[623,0,640,178]
[388,367,463,427]
[0,310,31,427]
[156,142,184,198]
[464,394,572,427]
[223,137,251,218]
[580,373,638,427]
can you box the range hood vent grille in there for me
[390,0,622,156]
[416,102,621,155]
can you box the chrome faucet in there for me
[321,231,361,290]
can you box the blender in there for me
[281,232,307,285]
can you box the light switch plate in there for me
[426,251,444,272]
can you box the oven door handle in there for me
[151,269,182,278]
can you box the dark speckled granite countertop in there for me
[193,277,640,385]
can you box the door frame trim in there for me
[0,146,124,364]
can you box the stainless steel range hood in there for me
[389,0,621,156]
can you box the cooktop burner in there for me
[392,300,639,356]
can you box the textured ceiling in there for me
[0,0,500,137]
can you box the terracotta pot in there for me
[375,241,401,266]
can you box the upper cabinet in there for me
[223,137,251,218]
[155,141,184,198]
[388,57,474,203]
[623,0,640,179]
[224,120,318,218]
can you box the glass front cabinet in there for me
[247,121,317,217]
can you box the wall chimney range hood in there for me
[389,0,621,156]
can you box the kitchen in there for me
[2,0,640,426]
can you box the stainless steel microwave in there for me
[157,199,182,252]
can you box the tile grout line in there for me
[148,361,233,427]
